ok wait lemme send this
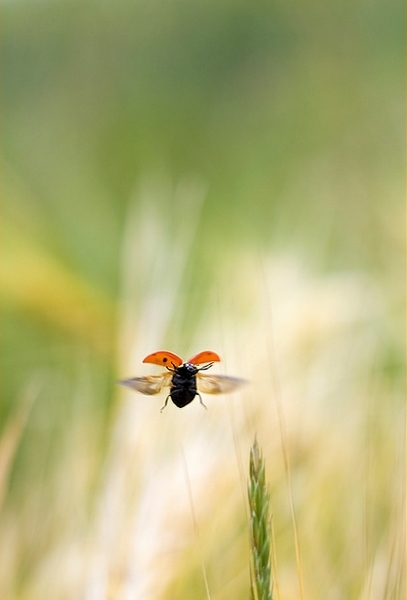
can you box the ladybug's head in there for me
[178,362,199,376]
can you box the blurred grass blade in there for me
[0,380,39,511]
[248,437,272,600]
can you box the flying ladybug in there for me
[120,350,245,411]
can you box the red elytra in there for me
[143,350,221,368]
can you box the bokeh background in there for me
[1,1,405,599]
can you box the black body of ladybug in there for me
[166,361,213,409]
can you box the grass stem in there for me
[248,437,272,600]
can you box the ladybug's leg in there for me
[196,363,212,408]
[197,392,207,410]
[160,394,171,413]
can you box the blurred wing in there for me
[119,373,173,395]
[143,350,183,368]
[196,373,246,394]
[187,350,221,365]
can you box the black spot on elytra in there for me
[163,357,168,362]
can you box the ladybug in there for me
[120,350,245,411]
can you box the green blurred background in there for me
[1,1,404,599]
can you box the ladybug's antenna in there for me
[197,362,214,371]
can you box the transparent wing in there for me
[196,373,246,394]
[119,373,173,395]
